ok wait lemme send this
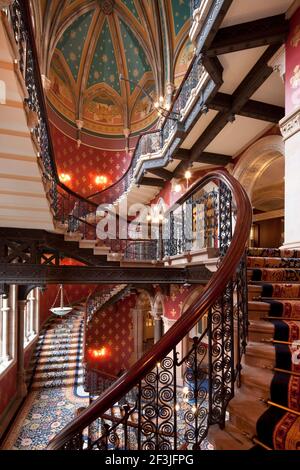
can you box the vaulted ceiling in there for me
[32,0,192,138]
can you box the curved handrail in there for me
[47,170,252,449]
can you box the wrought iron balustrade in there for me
[47,170,252,451]
[163,185,220,258]
[192,0,202,12]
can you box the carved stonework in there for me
[98,0,115,15]
[268,45,285,82]
[280,106,300,141]
[189,0,213,44]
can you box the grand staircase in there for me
[27,305,85,391]
[210,247,300,450]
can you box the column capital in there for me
[280,105,300,141]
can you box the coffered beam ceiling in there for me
[209,93,285,123]
[174,43,283,177]
[147,168,174,180]
[139,177,165,188]
[206,15,289,56]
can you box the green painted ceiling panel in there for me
[171,0,190,36]
[122,0,140,22]
[57,10,93,81]
[87,20,121,94]
[120,20,151,93]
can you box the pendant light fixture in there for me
[50,284,73,317]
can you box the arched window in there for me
[0,287,16,375]
[24,288,40,348]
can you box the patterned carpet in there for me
[247,248,300,450]
[2,308,89,450]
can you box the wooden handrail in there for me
[48,170,252,450]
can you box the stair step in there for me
[35,348,82,359]
[228,391,268,436]
[29,362,79,374]
[94,246,110,255]
[208,422,254,450]
[34,355,83,366]
[240,364,273,399]
[33,370,83,381]
[248,268,300,283]
[37,338,80,347]
[31,376,84,390]
[244,342,275,369]
[248,319,274,342]
[79,239,97,249]
[248,300,270,320]
[248,257,300,269]
[64,233,83,242]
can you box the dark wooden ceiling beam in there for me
[199,0,234,52]
[195,152,232,165]
[173,149,190,161]
[210,92,285,123]
[206,15,288,56]
[147,168,173,180]
[139,177,165,188]
[240,100,284,123]
[173,44,282,177]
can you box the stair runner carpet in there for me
[1,308,89,450]
[247,248,300,450]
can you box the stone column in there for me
[0,296,10,362]
[17,299,28,398]
[279,8,300,250]
[153,314,163,344]
[280,107,300,249]
[153,302,164,344]
[131,308,145,362]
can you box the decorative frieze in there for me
[190,0,213,45]
[280,106,300,141]
[268,45,286,81]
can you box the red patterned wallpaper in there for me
[50,124,131,198]
[286,8,300,114]
[163,285,194,320]
[86,293,137,376]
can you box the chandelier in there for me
[50,284,73,317]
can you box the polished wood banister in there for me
[47,170,252,450]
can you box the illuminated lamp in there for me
[185,170,191,180]
[95,175,108,186]
[89,346,109,359]
[60,173,71,183]
[174,184,181,193]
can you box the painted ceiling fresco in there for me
[35,0,193,139]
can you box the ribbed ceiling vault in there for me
[30,0,192,138]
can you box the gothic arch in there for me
[232,135,284,202]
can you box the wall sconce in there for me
[60,173,71,183]
[89,346,108,359]
[95,175,108,186]
[174,184,182,193]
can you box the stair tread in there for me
[208,423,253,450]
[241,364,273,390]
